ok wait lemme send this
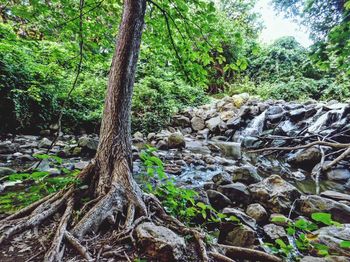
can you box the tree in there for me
[0,1,282,261]
[0,1,214,261]
[0,0,151,260]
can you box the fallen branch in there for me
[218,244,282,262]
[323,146,350,172]
[249,141,350,153]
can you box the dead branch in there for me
[218,244,282,262]
[249,141,350,153]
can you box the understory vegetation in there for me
[1,0,349,134]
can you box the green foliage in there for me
[139,146,240,225]
[0,154,79,214]
[267,213,348,259]
[132,75,207,132]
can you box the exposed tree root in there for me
[0,166,282,262]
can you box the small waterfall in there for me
[242,110,267,137]
[308,106,346,133]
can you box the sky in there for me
[254,0,313,47]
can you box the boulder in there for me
[218,182,250,205]
[213,141,241,159]
[173,115,190,127]
[0,142,18,154]
[301,256,350,262]
[38,137,53,148]
[310,224,350,257]
[191,116,205,131]
[206,116,221,131]
[288,147,322,171]
[226,117,241,130]
[231,165,261,185]
[263,223,287,241]
[0,167,16,177]
[212,172,232,186]
[78,137,99,152]
[326,168,350,181]
[246,203,268,223]
[222,207,256,229]
[248,175,301,213]
[206,190,232,210]
[168,133,186,149]
[298,195,350,223]
[220,225,256,247]
[136,222,186,261]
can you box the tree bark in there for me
[94,0,146,195]
[70,0,148,239]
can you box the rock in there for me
[218,183,250,205]
[39,129,51,136]
[173,115,190,127]
[226,117,241,130]
[231,165,261,185]
[232,94,249,108]
[288,147,322,171]
[0,142,19,154]
[78,136,99,152]
[212,172,232,186]
[168,133,186,149]
[222,207,256,229]
[269,214,291,226]
[326,168,350,181]
[0,167,16,177]
[133,131,144,142]
[220,225,256,247]
[147,132,156,141]
[156,140,168,150]
[191,116,205,131]
[298,195,350,223]
[74,161,89,170]
[301,256,350,262]
[207,190,232,210]
[135,222,186,261]
[248,175,301,213]
[213,141,241,159]
[206,116,221,131]
[241,136,263,149]
[320,190,350,202]
[49,123,59,130]
[47,168,61,176]
[289,108,306,121]
[266,105,283,115]
[310,224,350,257]
[263,223,287,241]
[38,137,53,148]
[246,203,268,223]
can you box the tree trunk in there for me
[95,0,146,195]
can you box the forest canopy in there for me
[0,0,349,134]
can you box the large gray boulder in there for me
[249,175,301,213]
[135,222,186,261]
[218,182,251,205]
[298,195,350,223]
[288,147,322,171]
[310,224,350,257]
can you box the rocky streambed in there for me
[1,94,350,261]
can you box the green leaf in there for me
[340,240,350,249]
[311,213,333,225]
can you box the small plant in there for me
[266,212,346,259]
[0,154,79,214]
[139,146,240,225]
